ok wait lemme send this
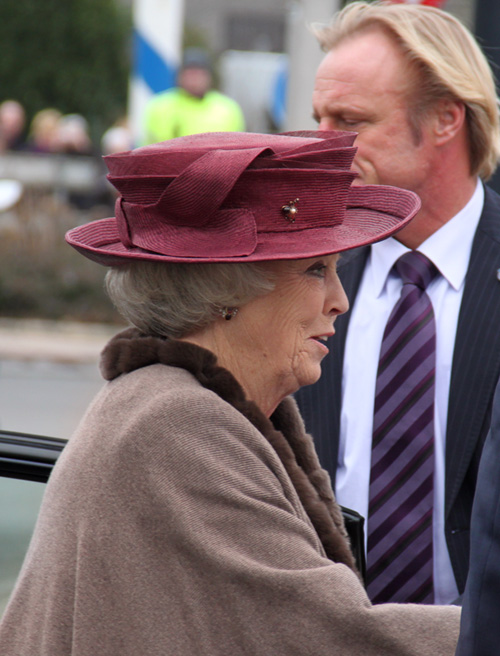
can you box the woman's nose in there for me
[327,277,349,316]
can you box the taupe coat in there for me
[0,330,459,655]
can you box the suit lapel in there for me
[335,247,371,386]
[445,186,500,515]
[322,247,369,486]
[294,247,369,488]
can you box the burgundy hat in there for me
[66,131,420,265]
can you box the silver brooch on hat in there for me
[281,198,300,223]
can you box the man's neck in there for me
[395,175,478,249]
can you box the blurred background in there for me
[0,0,495,326]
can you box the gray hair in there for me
[314,1,500,180]
[105,260,275,338]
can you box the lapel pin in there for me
[281,198,300,223]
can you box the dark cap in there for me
[180,48,212,71]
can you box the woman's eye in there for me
[307,264,327,278]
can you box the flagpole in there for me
[129,0,185,146]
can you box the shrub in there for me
[0,193,121,323]
[0,0,131,141]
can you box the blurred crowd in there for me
[0,99,133,157]
[0,99,134,212]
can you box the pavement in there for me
[0,318,123,364]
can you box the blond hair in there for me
[315,1,500,180]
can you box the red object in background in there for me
[387,0,447,6]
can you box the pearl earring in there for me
[220,307,239,321]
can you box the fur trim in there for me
[101,328,359,575]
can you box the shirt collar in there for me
[370,179,484,297]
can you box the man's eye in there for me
[340,117,362,127]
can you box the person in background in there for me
[295,0,500,606]
[98,119,134,208]
[26,108,62,153]
[101,119,133,156]
[55,114,93,156]
[455,375,500,656]
[0,130,460,655]
[0,100,26,151]
[143,48,245,144]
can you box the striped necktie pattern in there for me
[367,250,437,604]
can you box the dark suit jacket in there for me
[456,376,500,655]
[295,185,500,593]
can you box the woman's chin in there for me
[296,367,323,392]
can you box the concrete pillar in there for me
[284,0,340,131]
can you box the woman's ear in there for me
[433,98,466,146]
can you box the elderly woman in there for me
[0,131,459,655]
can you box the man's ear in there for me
[433,98,466,145]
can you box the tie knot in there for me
[395,251,437,290]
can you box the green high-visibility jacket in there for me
[143,88,245,144]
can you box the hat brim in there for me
[66,184,420,266]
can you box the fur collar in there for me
[101,327,358,575]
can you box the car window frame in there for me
[0,430,65,483]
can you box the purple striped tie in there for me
[367,250,437,604]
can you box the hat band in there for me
[116,199,259,258]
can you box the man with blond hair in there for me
[296,0,500,606]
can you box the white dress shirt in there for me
[337,180,484,605]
